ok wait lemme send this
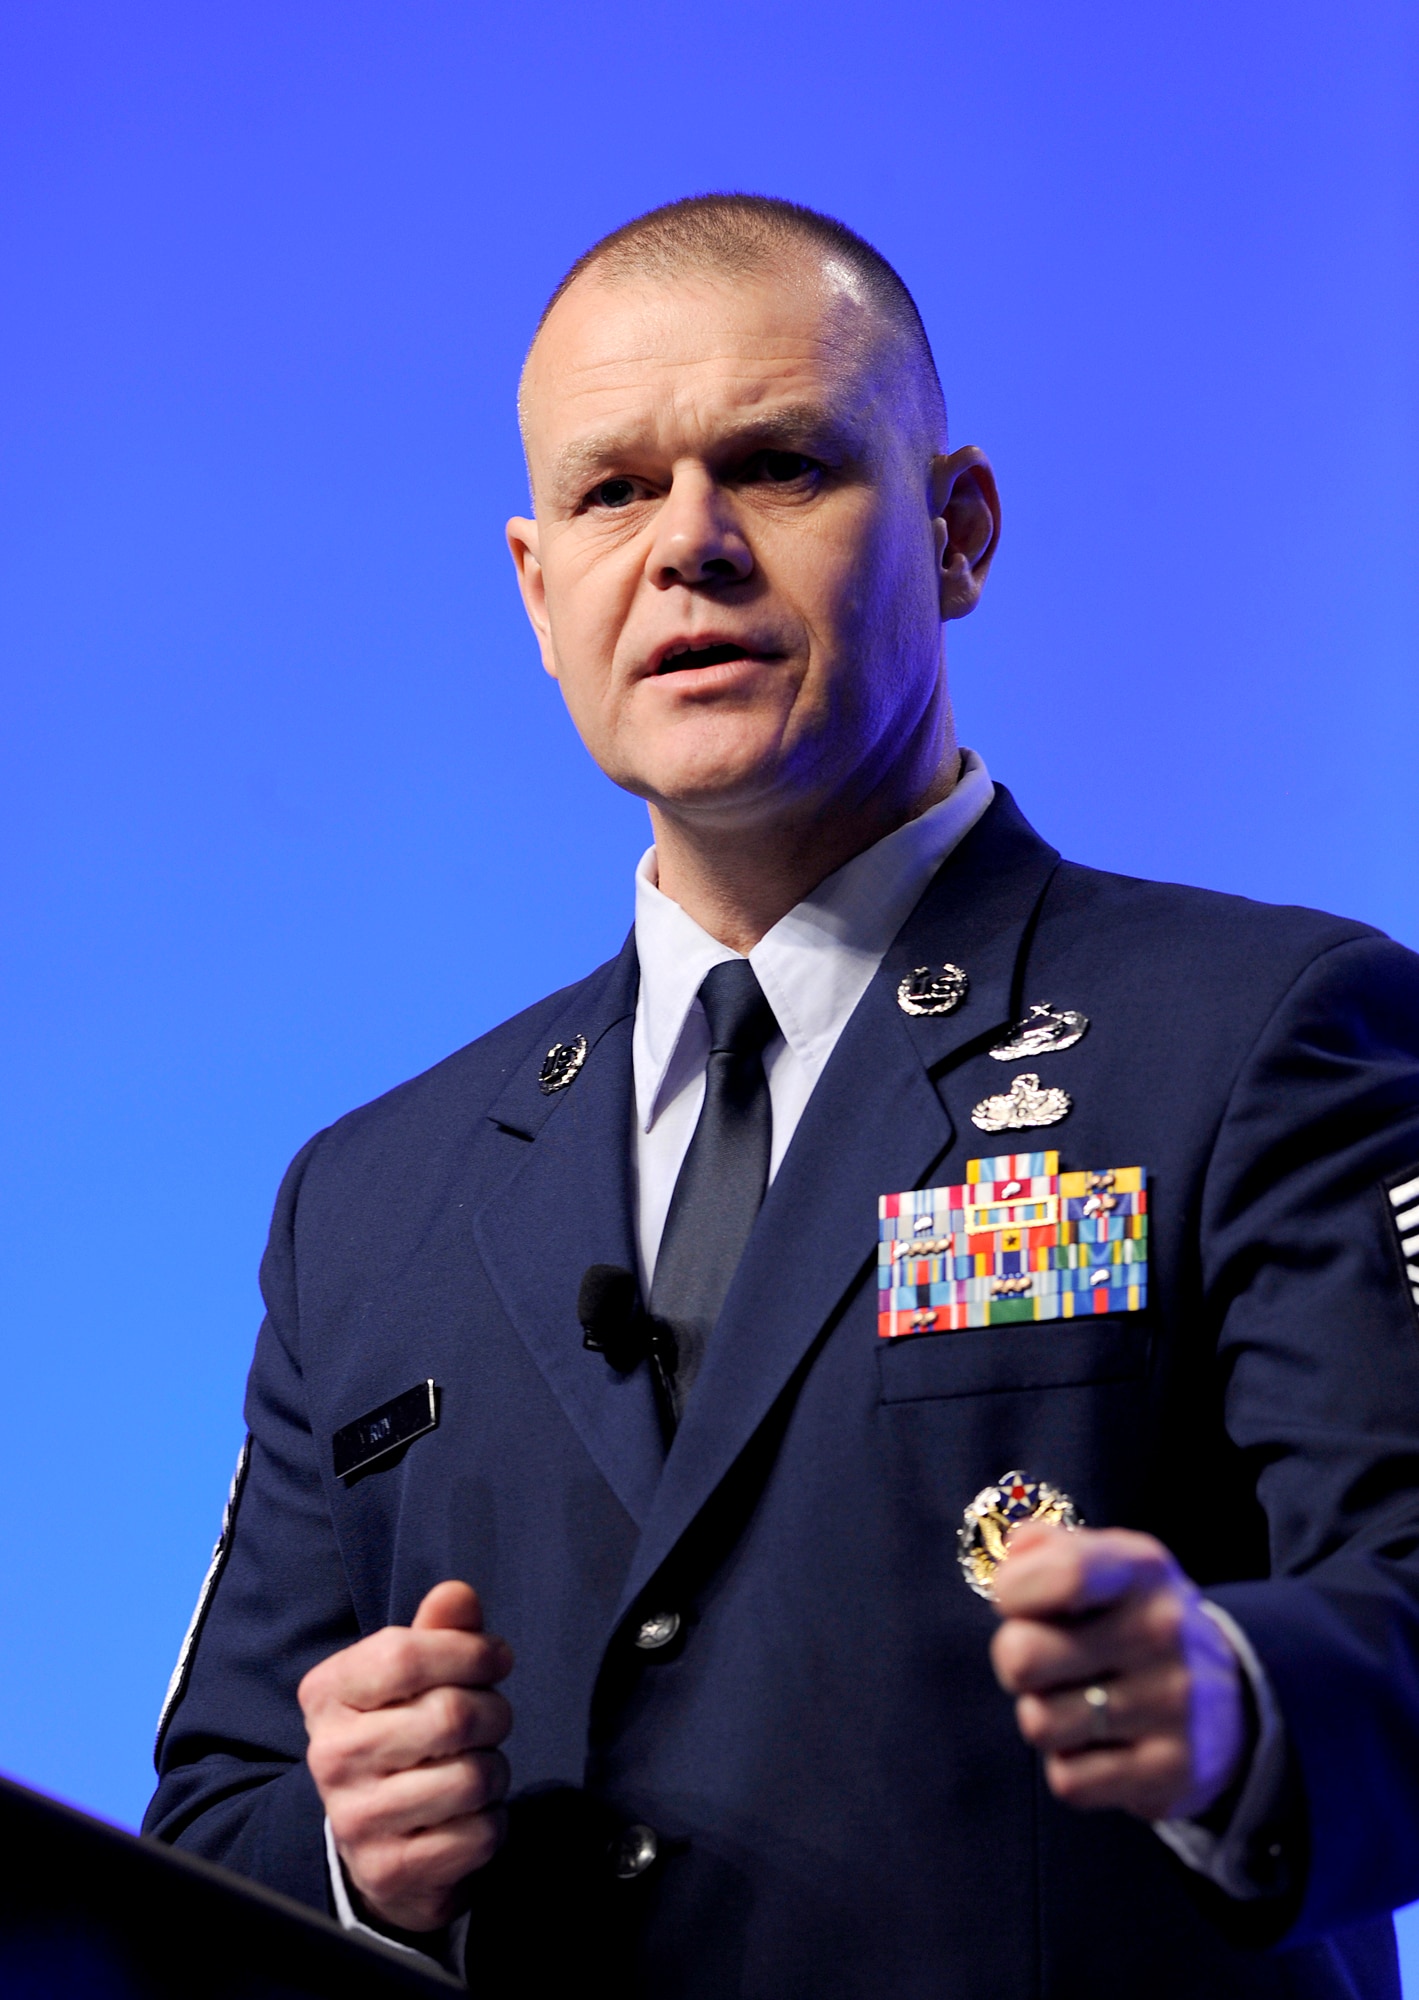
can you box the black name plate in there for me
[332,1380,439,1482]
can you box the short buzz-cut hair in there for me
[526,192,947,451]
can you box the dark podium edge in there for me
[0,1768,463,1996]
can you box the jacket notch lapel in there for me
[885,782,1062,1080]
[474,939,666,1527]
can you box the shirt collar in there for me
[633,749,995,1131]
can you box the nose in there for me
[646,467,753,589]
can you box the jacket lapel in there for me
[613,789,1061,1619]
[473,936,667,1528]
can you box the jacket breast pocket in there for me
[876,1322,1150,1405]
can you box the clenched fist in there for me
[990,1523,1247,1822]
[299,1580,513,1933]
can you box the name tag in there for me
[332,1380,439,1481]
[878,1151,1148,1339]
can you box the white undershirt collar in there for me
[633,749,995,1136]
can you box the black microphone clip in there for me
[577,1264,651,1374]
[577,1264,679,1432]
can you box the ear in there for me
[505,514,560,678]
[930,447,1001,621]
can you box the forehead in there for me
[520,265,882,472]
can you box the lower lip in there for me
[652,654,777,687]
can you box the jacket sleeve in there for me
[142,1134,359,1916]
[1200,933,1419,1942]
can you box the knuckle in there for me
[1045,1755,1088,1805]
[328,1792,378,1850]
[296,1665,326,1714]
[306,1738,340,1789]
[1151,1735,1189,1782]
[435,1685,470,1743]
[992,1624,1039,1691]
[456,1760,489,1811]
[1147,1594,1185,1652]
[470,1634,506,1683]
[358,1846,410,1904]
[1015,1697,1049,1748]
[464,1805,507,1872]
[1063,1544,1091,1596]
[306,1720,361,1791]
[1160,1663,1191,1723]
[461,1751,505,1810]
[385,1631,422,1684]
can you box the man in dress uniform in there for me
[146,196,1419,1998]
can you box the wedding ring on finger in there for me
[1082,1683,1113,1743]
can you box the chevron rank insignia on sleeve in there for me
[877,1152,1148,1339]
[1387,1168,1419,1316]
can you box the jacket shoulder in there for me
[1029,863,1419,1083]
[1042,859,1390,979]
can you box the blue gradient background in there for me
[2,0,1416,1973]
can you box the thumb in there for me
[411,1580,484,1633]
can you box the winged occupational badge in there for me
[989,1003,1089,1062]
[958,1469,1082,1600]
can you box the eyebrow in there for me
[544,400,858,500]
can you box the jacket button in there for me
[613,1824,659,1880]
[634,1611,682,1651]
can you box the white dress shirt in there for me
[631,748,995,1290]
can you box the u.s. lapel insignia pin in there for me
[876,1153,1148,1337]
[897,963,969,1016]
[538,1034,588,1095]
[990,1003,1089,1061]
[958,1469,1082,1599]
[972,1072,1071,1132]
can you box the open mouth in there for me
[656,642,763,675]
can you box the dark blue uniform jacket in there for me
[146,790,1419,1999]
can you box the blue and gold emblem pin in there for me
[877,1152,1148,1339]
[958,1469,1082,1599]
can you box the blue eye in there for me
[591,478,636,508]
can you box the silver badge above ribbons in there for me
[897,963,969,1017]
[971,1072,1071,1133]
[538,1034,588,1095]
[990,1003,1089,1062]
[959,1469,1082,1600]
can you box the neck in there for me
[649,741,962,956]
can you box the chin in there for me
[648,768,818,829]
[624,727,788,812]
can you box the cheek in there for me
[542,546,636,698]
[813,518,937,710]
[817,493,934,637]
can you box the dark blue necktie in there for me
[649,959,778,1417]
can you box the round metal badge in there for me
[958,1469,1082,1600]
[897,964,969,1017]
[538,1034,588,1095]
